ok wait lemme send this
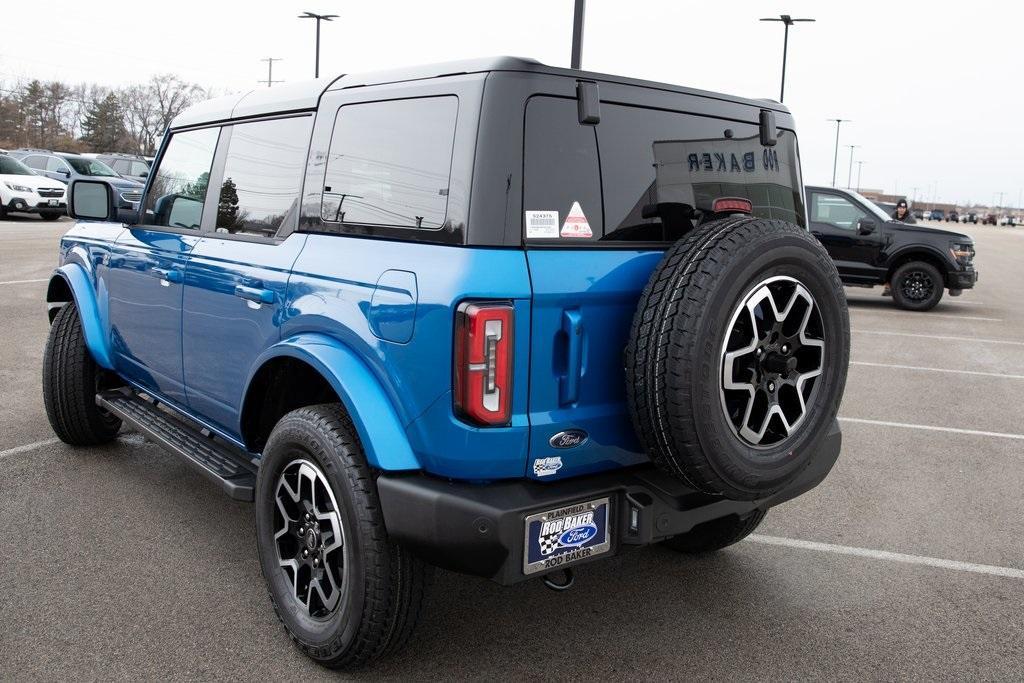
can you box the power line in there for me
[258,58,283,88]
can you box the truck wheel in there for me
[625,216,849,500]
[891,261,944,311]
[255,404,430,670]
[662,509,766,553]
[42,303,122,445]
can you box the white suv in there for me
[0,154,67,220]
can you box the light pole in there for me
[299,11,338,78]
[760,15,815,102]
[856,161,865,192]
[846,144,860,189]
[828,118,850,187]
[258,57,283,87]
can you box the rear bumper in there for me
[378,419,842,585]
[948,269,978,290]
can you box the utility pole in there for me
[259,57,284,87]
[856,160,865,192]
[828,118,849,187]
[570,0,586,69]
[760,15,815,102]
[911,186,919,203]
[845,144,860,188]
[299,11,339,78]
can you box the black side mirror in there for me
[62,170,71,178]
[857,217,877,235]
[67,179,116,221]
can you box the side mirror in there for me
[140,170,149,178]
[62,170,71,178]
[857,217,877,235]
[67,179,116,221]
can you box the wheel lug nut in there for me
[313,558,319,566]
[302,549,309,558]
[768,382,776,392]
[781,344,789,353]
[299,526,305,534]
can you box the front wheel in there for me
[255,404,429,670]
[891,261,944,311]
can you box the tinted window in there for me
[215,116,312,237]
[597,104,804,241]
[65,157,118,177]
[22,155,47,170]
[0,156,34,175]
[523,96,603,242]
[321,96,457,229]
[142,127,220,230]
[45,157,70,173]
[809,192,866,230]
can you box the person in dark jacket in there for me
[892,199,916,223]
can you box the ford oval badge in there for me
[549,429,588,449]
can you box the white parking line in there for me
[851,311,1002,322]
[850,361,1024,381]
[747,535,1024,580]
[0,278,48,286]
[855,330,1024,347]
[0,437,60,459]
[839,417,1024,441]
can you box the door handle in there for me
[151,267,182,284]
[234,285,275,305]
[559,309,584,405]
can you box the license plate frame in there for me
[523,497,611,575]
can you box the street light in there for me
[856,160,866,192]
[760,15,815,102]
[846,144,860,189]
[299,11,339,78]
[828,118,850,187]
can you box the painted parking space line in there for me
[851,311,1002,322]
[0,278,48,286]
[839,416,1024,441]
[0,437,60,459]
[850,361,1024,381]
[854,330,1024,347]
[747,534,1024,580]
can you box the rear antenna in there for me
[570,0,586,69]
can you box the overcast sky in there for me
[2,1,1020,207]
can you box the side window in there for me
[129,161,149,176]
[321,96,458,229]
[810,192,866,230]
[522,96,603,242]
[597,104,804,242]
[142,127,220,230]
[23,156,46,170]
[215,116,312,238]
[111,160,129,173]
[45,157,69,173]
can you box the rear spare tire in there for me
[625,217,849,500]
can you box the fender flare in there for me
[887,244,952,273]
[47,264,115,370]
[247,334,420,472]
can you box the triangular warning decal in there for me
[560,201,593,238]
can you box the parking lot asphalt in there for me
[1,215,1022,680]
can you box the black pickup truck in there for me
[806,186,978,310]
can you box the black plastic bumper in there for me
[378,419,842,585]
[948,269,978,290]
[4,198,66,214]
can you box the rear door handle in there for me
[234,285,275,305]
[559,309,584,405]
[151,267,182,284]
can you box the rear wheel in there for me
[255,404,429,670]
[891,261,944,311]
[42,303,122,445]
[662,509,767,553]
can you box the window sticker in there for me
[525,210,559,239]
[560,201,593,238]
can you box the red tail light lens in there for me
[712,197,753,214]
[454,301,514,426]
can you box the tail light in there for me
[712,197,753,214]
[454,301,514,426]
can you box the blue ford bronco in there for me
[43,58,849,669]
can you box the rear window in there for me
[320,96,458,230]
[523,97,804,244]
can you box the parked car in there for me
[964,212,978,223]
[929,209,945,221]
[0,153,67,220]
[946,211,958,222]
[912,209,925,220]
[95,153,151,184]
[1000,215,1016,226]
[807,186,978,310]
[44,57,850,669]
[8,149,143,208]
[983,213,997,225]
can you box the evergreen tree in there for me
[80,93,128,151]
[217,177,240,229]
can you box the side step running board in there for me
[96,390,258,501]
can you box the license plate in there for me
[47,199,58,206]
[523,497,611,575]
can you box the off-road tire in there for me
[891,261,944,311]
[662,509,767,553]
[255,404,430,670]
[625,216,850,500]
[42,302,122,445]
